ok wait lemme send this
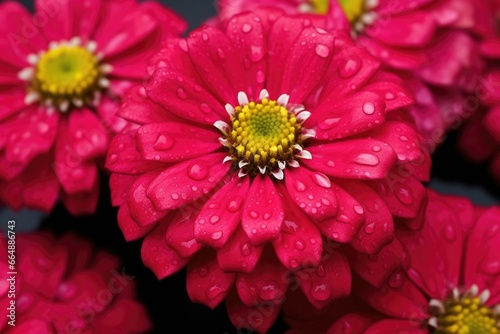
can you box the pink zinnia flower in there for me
[0,0,186,214]
[318,190,500,333]
[0,232,151,333]
[217,0,485,150]
[459,0,500,182]
[107,8,430,332]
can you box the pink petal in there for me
[6,106,59,165]
[236,250,288,306]
[284,167,338,222]
[92,299,153,334]
[128,170,168,227]
[225,12,267,100]
[241,175,284,245]
[272,195,323,271]
[0,89,26,121]
[8,319,52,334]
[346,239,406,288]
[195,176,250,248]
[463,207,500,304]
[266,16,314,97]
[0,2,45,65]
[109,173,137,207]
[187,26,245,104]
[147,153,230,211]
[327,313,378,334]
[147,38,201,80]
[339,181,394,255]
[105,132,164,174]
[117,202,155,242]
[297,248,351,309]
[61,180,99,215]
[315,184,365,243]
[0,177,23,211]
[186,250,235,309]
[279,27,335,103]
[117,86,178,125]
[311,91,386,141]
[368,172,427,219]
[363,73,414,111]
[304,139,398,180]
[365,11,437,47]
[217,227,264,274]
[95,95,127,134]
[21,155,59,212]
[227,289,281,334]
[365,319,427,334]
[97,6,158,58]
[66,108,109,162]
[141,223,188,280]
[145,67,228,125]
[165,209,204,258]
[136,122,221,162]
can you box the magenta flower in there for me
[332,190,500,333]
[217,0,485,150]
[0,233,151,333]
[0,0,186,214]
[107,8,430,332]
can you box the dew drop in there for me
[210,215,220,224]
[315,44,330,58]
[295,180,306,192]
[241,243,251,256]
[295,239,305,250]
[480,258,500,275]
[198,265,208,277]
[354,205,364,215]
[187,163,208,180]
[200,103,211,113]
[171,193,179,200]
[211,231,223,240]
[354,153,379,166]
[227,197,243,212]
[259,281,280,301]
[153,134,174,150]
[242,23,252,33]
[250,211,258,219]
[311,284,331,301]
[37,122,49,134]
[339,57,361,78]
[206,285,225,300]
[395,185,414,206]
[316,265,326,277]
[371,145,381,152]
[364,223,375,234]
[176,88,188,99]
[313,173,332,188]
[443,224,456,242]
[362,102,375,115]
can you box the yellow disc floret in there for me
[338,0,365,22]
[309,0,329,14]
[431,289,500,334]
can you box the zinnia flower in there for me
[0,232,151,333]
[459,0,500,183]
[217,0,485,150]
[107,8,430,332]
[0,0,186,214]
[306,190,500,333]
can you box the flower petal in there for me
[195,176,250,248]
[117,202,155,242]
[284,167,338,222]
[117,86,174,125]
[61,179,99,215]
[297,248,351,309]
[365,319,427,334]
[241,175,284,245]
[141,223,188,280]
[217,227,264,274]
[186,250,235,309]
[128,170,168,227]
[109,173,137,207]
[22,154,59,212]
[147,153,230,211]
[165,208,203,258]
[136,122,221,162]
[304,139,398,180]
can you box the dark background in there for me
[3,0,500,333]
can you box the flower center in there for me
[18,37,111,112]
[309,0,329,14]
[338,0,365,22]
[429,286,500,334]
[216,90,314,180]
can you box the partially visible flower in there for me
[341,190,500,333]
[0,0,186,214]
[108,8,430,332]
[217,0,485,150]
[0,232,151,333]
[459,0,500,182]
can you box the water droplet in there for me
[187,163,208,180]
[241,243,251,256]
[354,153,379,166]
[242,23,252,33]
[171,193,179,200]
[372,145,381,152]
[395,185,414,206]
[256,70,265,84]
[364,223,375,234]
[37,122,49,134]
[388,271,404,288]
[315,44,330,58]
[217,48,225,59]
[211,231,223,240]
[200,103,211,113]
[487,224,499,238]
[313,173,331,188]
[443,224,456,241]
[250,211,258,219]
[259,281,280,301]
[295,239,305,250]
[153,134,174,150]
[339,57,361,78]
[206,285,226,300]
[316,265,326,277]
[198,265,208,277]
[202,33,209,41]
[295,180,306,192]
[227,197,243,212]
[332,232,339,239]
[399,135,408,142]
[311,284,331,301]
[210,215,220,224]
[385,92,395,100]
[354,205,364,215]
[318,117,340,130]
[176,88,188,99]
[362,102,375,115]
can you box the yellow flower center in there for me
[309,0,329,14]
[433,295,499,334]
[229,98,301,175]
[337,0,365,23]
[20,38,110,112]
